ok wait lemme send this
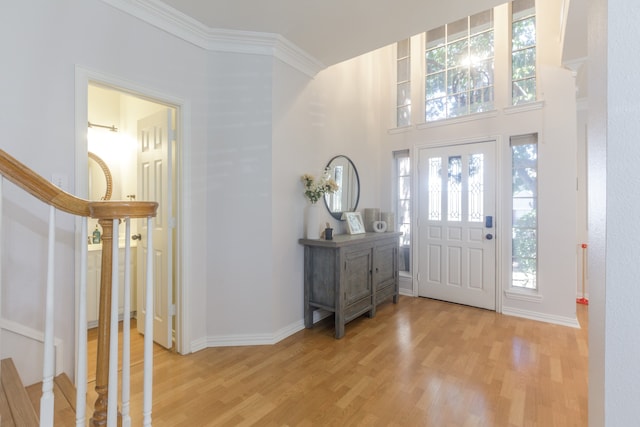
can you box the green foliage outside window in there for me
[512,141,537,288]
[512,8,536,105]
[425,10,495,122]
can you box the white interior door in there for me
[136,108,174,349]
[417,141,496,310]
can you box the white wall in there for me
[270,50,386,334]
[206,51,275,341]
[203,45,389,344]
[587,0,606,420]
[590,0,640,424]
[0,0,209,379]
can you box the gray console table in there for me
[299,232,401,338]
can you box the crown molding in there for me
[100,0,325,78]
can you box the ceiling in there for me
[159,0,520,67]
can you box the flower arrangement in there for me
[301,168,339,204]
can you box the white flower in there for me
[301,168,339,204]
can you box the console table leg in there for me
[304,306,313,328]
[335,314,345,339]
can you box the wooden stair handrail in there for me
[0,149,158,219]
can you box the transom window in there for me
[396,39,411,127]
[512,0,537,105]
[425,9,495,122]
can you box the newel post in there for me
[91,218,114,427]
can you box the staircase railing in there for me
[0,149,158,426]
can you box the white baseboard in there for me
[0,318,64,385]
[502,306,581,329]
[192,309,334,350]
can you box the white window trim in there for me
[504,100,544,114]
[417,109,498,129]
[504,288,543,303]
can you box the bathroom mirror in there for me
[324,155,360,220]
[88,152,113,201]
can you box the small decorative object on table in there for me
[324,222,333,240]
[363,208,380,232]
[301,168,339,239]
[344,212,365,235]
[373,220,387,233]
[381,212,395,232]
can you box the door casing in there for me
[74,66,190,362]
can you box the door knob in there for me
[132,234,142,240]
[485,234,493,240]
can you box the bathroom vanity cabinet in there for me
[299,232,401,338]
[87,245,136,328]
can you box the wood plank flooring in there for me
[88,297,588,426]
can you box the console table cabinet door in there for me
[374,240,399,306]
[343,246,373,305]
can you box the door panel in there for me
[344,248,372,304]
[136,108,174,349]
[417,141,496,310]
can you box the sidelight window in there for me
[394,150,411,273]
[511,133,538,289]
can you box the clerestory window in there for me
[396,38,412,127]
[425,9,495,122]
[512,0,537,105]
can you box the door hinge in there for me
[169,217,177,228]
[169,304,176,316]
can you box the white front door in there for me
[417,141,496,310]
[136,108,174,349]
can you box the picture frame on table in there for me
[344,212,365,235]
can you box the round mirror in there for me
[324,155,360,220]
[88,152,113,201]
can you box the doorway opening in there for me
[78,79,183,359]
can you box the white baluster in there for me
[40,206,56,427]
[76,217,88,426]
[107,218,120,427]
[122,218,132,427]
[142,216,154,427]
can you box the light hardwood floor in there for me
[88,297,588,426]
